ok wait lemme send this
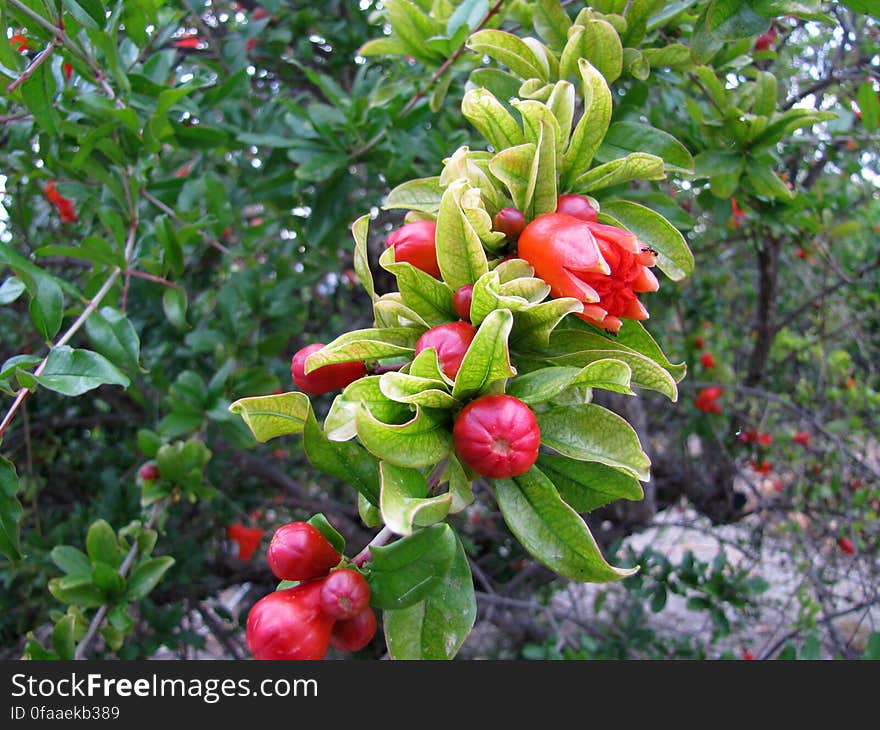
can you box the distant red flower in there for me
[10,33,28,53]
[700,352,716,369]
[728,198,746,229]
[695,387,723,414]
[750,459,772,475]
[757,432,773,446]
[246,38,258,52]
[738,429,758,444]
[173,35,201,49]
[63,61,73,80]
[742,649,756,660]
[227,523,264,561]
[252,6,269,20]
[772,479,784,493]
[795,247,807,259]
[837,536,854,556]
[793,431,811,447]
[754,25,777,51]
[694,335,705,349]
[45,181,78,223]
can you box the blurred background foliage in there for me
[0,0,877,659]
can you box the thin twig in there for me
[352,526,394,567]
[6,40,57,94]
[74,504,162,660]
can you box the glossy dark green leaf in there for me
[51,545,92,575]
[367,524,457,609]
[384,534,476,659]
[495,466,638,582]
[48,575,105,608]
[35,346,130,396]
[126,556,175,601]
[0,456,22,562]
[85,307,142,373]
[162,288,188,330]
[86,519,122,569]
[0,277,26,305]
[597,121,694,174]
[62,0,106,29]
[51,614,77,660]
[537,454,644,512]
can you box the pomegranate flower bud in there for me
[385,220,441,278]
[518,213,659,334]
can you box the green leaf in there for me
[691,0,767,63]
[596,121,694,174]
[495,466,637,582]
[526,116,559,219]
[86,520,122,569]
[368,524,457,609]
[51,614,77,660]
[127,556,175,600]
[435,180,490,292]
[534,0,572,51]
[467,29,549,81]
[613,320,687,382]
[379,372,457,409]
[746,164,795,201]
[162,288,188,330]
[489,143,537,215]
[452,309,515,399]
[509,297,584,349]
[537,403,651,480]
[36,346,129,397]
[380,462,453,536]
[356,405,452,469]
[461,88,526,151]
[324,376,411,442]
[352,214,377,305]
[598,200,694,281]
[0,277,26,305]
[51,546,92,575]
[20,63,58,134]
[749,109,836,148]
[508,359,633,404]
[562,59,613,187]
[48,575,105,608]
[560,20,623,84]
[303,408,381,506]
[383,177,444,214]
[92,562,126,599]
[447,0,488,36]
[574,153,666,193]
[537,454,644,512]
[306,514,346,555]
[62,0,106,30]
[384,534,476,659]
[856,81,880,132]
[642,44,693,69]
[0,456,23,561]
[306,328,419,370]
[85,307,142,373]
[229,391,311,443]
[379,251,456,326]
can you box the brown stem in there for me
[352,526,394,567]
[6,40,57,94]
[124,268,180,289]
[744,233,781,387]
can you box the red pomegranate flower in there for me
[45,181,78,223]
[694,387,723,414]
[227,523,265,561]
[700,352,716,369]
[793,431,811,447]
[10,33,28,54]
[518,214,659,333]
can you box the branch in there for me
[352,526,394,567]
[6,39,57,94]
[350,0,507,160]
[74,504,162,659]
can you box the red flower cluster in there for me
[518,206,659,334]
[45,181,78,223]
[247,523,376,660]
[738,429,772,446]
[694,387,723,414]
[728,198,746,229]
[750,459,772,475]
[227,523,264,561]
[700,352,716,369]
[10,33,28,53]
